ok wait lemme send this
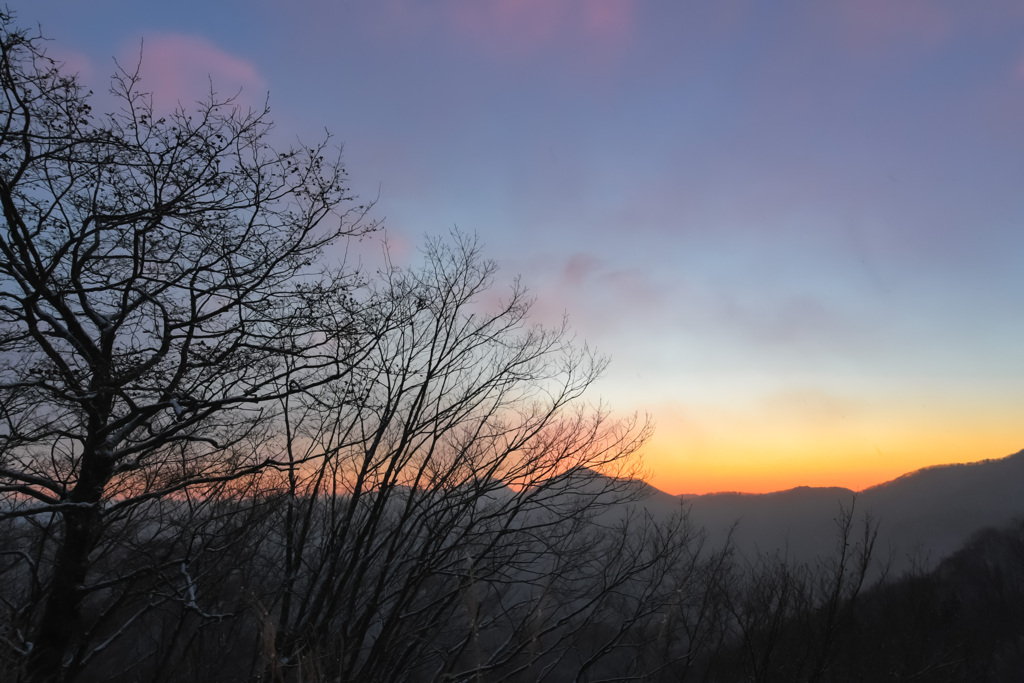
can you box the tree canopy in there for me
[0,13,659,682]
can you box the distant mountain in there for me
[638,449,1024,575]
[858,449,1024,571]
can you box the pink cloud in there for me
[372,0,444,38]
[44,46,98,85]
[834,0,951,54]
[562,252,601,286]
[519,252,666,333]
[583,0,633,40]
[377,0,636,59]
[452,0,562,52]
[119,34,267,114]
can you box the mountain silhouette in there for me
[635,449,1024,575]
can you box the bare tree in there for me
[0,14,678,682]
[703,503,881,683]
[247,235,662,682]
[0,13,374,681]
[804,501,879,683]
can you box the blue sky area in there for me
[19,0,1024,492]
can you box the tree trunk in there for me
[25,453,111,683]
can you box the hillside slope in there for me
[642,449,1024,574]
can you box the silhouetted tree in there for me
[0,12,373,681]
[0,14,672,683]
[696,503,881,683]
[237,235,665,682]
[803,502,878,683]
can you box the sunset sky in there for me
[21,0,1024,493]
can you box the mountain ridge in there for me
[670,448,1024,499]
[633,448,1024,575]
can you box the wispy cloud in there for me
[44,45,98,84]
[119,34,267,113]
[832,0,951,54]
[451,0,634,53]
[371,0,636,62]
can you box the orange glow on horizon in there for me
[643,438,1024,495]
[635,398,1024,495]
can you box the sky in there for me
[18,0,1024,494]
